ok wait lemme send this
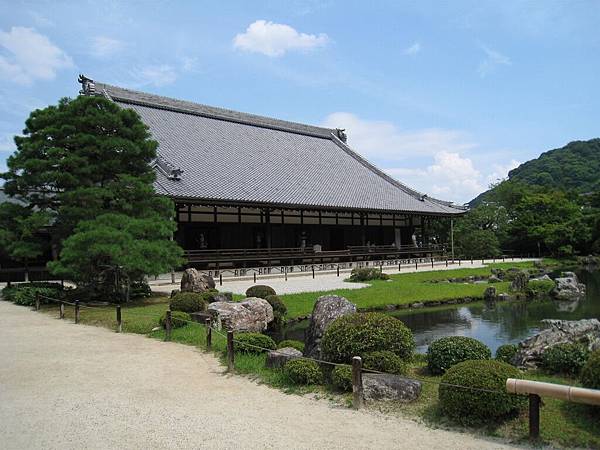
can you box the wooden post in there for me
[312,266,315,279]
[445,258,448,267]
[35,292,40,311]
[116,305,122,333]
[170,270,175,284]
[74,300,80,324]
[471,257,474,265]
[165,310,172,341]
[458,258,461,266]
[285,266,288,281]
[415,260,418,271]
[398,262,401,272]
[227,331,234,372]
[336,265,340,277]
[59,302,65,319]
[352,356,363,410]
[529,394,541,441]
[253,272,256,283]
[431,258,434,268]
[205,318,212,350]
[219,273,223,286]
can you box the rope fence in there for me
[30,290,596,441]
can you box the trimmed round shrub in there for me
[201,289,222,303]
[363,350,407,375]
[541,343,590,376]
[321,312,414,363]
[331,365,352,392]
[526,280,554,298]
[283,359,323,385]
[245,285,276,299]
[159,311,191,329]
[234,333,277,354]
[277,339,305,352]
[169,292,207,313]
[130,280,152,299]
[495,344,518,365]
[581,350,600,390]
[348,267,390,282]
[427,336,491,375]
[439,360,525,424]
[265,294,287,317]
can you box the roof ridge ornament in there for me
[153,155,183,181]
[78,74,95,95]
[336,128,347,143]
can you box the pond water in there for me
[280,269,600,355]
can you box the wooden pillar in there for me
[352,356,364,409]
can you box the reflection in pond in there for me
[279,269,600,355]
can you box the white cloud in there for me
[0,27,73,84]
[322,112,520,203]
[404,42,421,56]
[233,20,329,57]
[90,36,124,58]
[478,44,511,77]
[136,65,177,87]
[321,112,475,161]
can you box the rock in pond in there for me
[551,272,586,301]
[304,295,356,359]
[180,268,215,293]
[484,286,497,301]
[265,347,303,369]
[514,318,600,369]
[362,374,421,402]
[208,297,274,332]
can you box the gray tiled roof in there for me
[88,80,465,215]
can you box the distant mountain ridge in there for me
[471,138,600,204]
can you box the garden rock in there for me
[483,286,497,301]
[208,297,274,332]
[551,272,586,301]
[510,271,529,292]
[180,268,216,293]
[362,373,421,402]
[514,318,600,369]
[304,295,356,359]
[265,347,302,369]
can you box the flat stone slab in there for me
[362,373,421,403]
[265,347,302,369]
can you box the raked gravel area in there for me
[148,258,536,295]
[0,301,529,450]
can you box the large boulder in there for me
[514,318,600,369]
[265,347,303,369]
[208,297,274,332]
[362,373,421,402]
[180,268,215,293]
[551,272,586,301]
[483,286,497,301]
[510,271,529,292]
[304,295,356,359]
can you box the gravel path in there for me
[0,302,526,450]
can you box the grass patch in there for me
[279,261,537,318]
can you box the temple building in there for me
[78,76,465,269]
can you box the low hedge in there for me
[277,339,305,352]
[581,350,600,390]
[169,292,207,313]
[234,333,277,354]
[1,283,64,306]
[245,285,276,299]
[363,350,407,375]
[159,311,191,329]
[427,336,491,375]
[283,359,323,385]
[541,343,590,376]
[347,267,390,282]
[495,344,518,365]
[331,365,353,392]
[439,360,525,425]
[321,312,414,363]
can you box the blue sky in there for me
[0,0,599,203]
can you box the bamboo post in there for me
[165,310,172,341]
[529,394,541,441]
[352,356,363,410]
[74,300,80,324]
[59,302,65,319]
[205,318,212,350]
[116,305,122,333]
[227,331,234,372]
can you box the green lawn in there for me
[279,261,536,318]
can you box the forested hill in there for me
[471,138,600,204]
